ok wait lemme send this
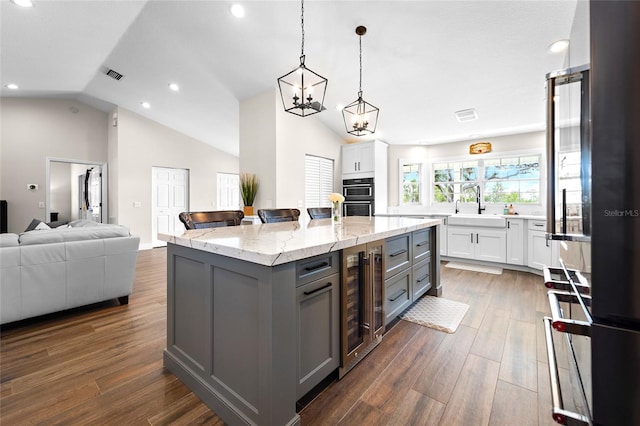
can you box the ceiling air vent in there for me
[454,108,478,122]
[105,68,124,80]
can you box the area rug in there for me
[445,261,503,275]
[400,296,469,333]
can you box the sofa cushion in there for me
[19,225,130,246]
[0,233,19,248]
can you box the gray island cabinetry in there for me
[160,216,440,426]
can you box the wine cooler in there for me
[340,240,385,378]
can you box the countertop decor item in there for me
[240,173,258,216]
[342,26,379,136]
[328,192,345,224]
[276,0,327,117]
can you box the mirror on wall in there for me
[46,158,107,224]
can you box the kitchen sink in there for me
[447,214,506,228]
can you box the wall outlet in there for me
[133,201,142,208]
[38,202,45,208]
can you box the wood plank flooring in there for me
[1,248,559,425]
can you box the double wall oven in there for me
[343,178,374,217]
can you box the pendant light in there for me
[342,26,379,136]
[277,0,327,117]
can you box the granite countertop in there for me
[159,216,441,266]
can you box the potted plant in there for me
[240,173,259,216]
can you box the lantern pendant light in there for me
[343,26,379,136]
[277,0,328,117]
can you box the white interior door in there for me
[217,173,240,210]
[152,167,189,247]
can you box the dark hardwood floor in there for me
[1,248,559,425]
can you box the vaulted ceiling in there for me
[1,1,578,156]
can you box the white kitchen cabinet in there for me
[433,215,448,256]
[506,218,525,265]
[447,226,506,263]
[342,142,375,176]
[527,220,558,270]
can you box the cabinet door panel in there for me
[475,230,506,263]
[506,219,525,265]
[296,273,340,398]
[412,258,431,300]
[385,234,411,277]
[447,227,475,259]
[384,269,411,325]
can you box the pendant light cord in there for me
[358,34,363,95]
[300,0,305,58]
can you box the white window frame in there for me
[216,172,240,210]
[399,158,427,206]
[429,149,544,207]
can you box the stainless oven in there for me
[343,200,372,217]
[343,178,374,200]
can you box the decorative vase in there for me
[243,206,254,216]
[332,202,342,224]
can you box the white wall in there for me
[114,107,239,247]
[388,131,546,215]
[566,0,590,68]
[0,98,108,232]
[240,89,344,213]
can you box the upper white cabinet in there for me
[506,218,525,265]
[342,140,386,178]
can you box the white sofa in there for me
[0,220,140,325]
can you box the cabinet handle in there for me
[389,249,407,258]
[508,221,510,229]
[354,162,357,171]
[534,223,545,227]
[303,282,332,296]
[416,241,428,247]
[476,233,479,244]
[417,274,429,283]
[470,233,473,243]
[303,261,329,272]
[388,288,407,302]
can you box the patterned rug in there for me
[400,296,470,333]
[445,261,503,275]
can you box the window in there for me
[432,154,541,205]
[305,155,334,209]
[484,156,540,203]
[433,161,479,203]
[401,163,422,204]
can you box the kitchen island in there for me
[159,216,441,426]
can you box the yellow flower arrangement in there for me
[328,193,345,223]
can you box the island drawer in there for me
[385,234,411,278]
[412,258,431,300]
[296,252,340,286]
[412,228,431,262]
[385,268,411,325]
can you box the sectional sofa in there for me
[0,220,140,325]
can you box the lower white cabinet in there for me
[447,226,506,263]
[527,220,558,270]
[506,218,525,265]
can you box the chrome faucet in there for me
[476,186,485,215]
[455,199,460,214]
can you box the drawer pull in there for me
[389,249,407,258]
[416,241,428,247]
[388,288,407,302]
[416,274,429,283]
[303,261,329,272]
[303,282,332,296]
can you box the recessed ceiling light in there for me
[469,134,481,139]
[548,39,569,53]
[230,4,245,18]
[168,83,180,92]
[5,83,19,90]
[141,101,151,109]
[10,0,33,8]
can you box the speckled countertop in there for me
[159,216,441,266]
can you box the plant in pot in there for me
[240,173,258,216]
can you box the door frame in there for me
[46,157,108,223]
